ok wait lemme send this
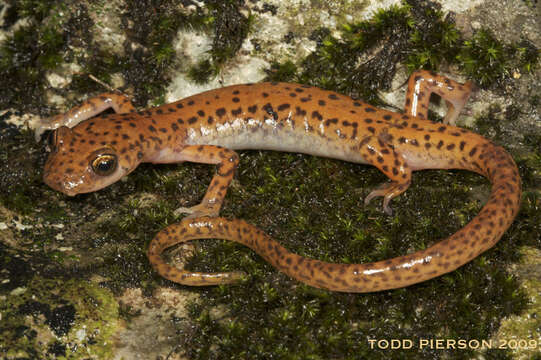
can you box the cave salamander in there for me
[41,70,521,292]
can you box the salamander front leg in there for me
[35,92,136,141]
[359,136,412,215]
[171,145,239,218]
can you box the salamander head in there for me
[43,125,141,196]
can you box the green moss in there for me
[494,247,541,360]
[0,126,45,217]
[0,1,219,112]
[266,0,539,101]
[455,29,538,89]
[0,277,119,359]
[294,4,414,105]
[266,60,298,83]
[189,59,219,84]
[0,1,69,113]
[207,0,253,65]
[187,0,253,84]
[406,4,460,71]
[114,1,211,105]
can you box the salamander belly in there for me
[184,118,369,164]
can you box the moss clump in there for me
[266,0,539,103]
[116,1,211,105]
[457,29,539,88]
[0,277,119,359]
[188,0,254,84]
[266,1,462,104]
[0,123,46,217]
[0,1,217,112]
[274,4,415,105]
[0,1,72,113]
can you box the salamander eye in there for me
[91,154,118,176]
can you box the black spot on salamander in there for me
[311,111,323,121]
[296,107,306,116]
[328,94,339,100]
[365,107,376,112]
[263,103,278,120]
[383,114,392,120]
[248,105,258,113]
[197,110,205,117]
[231,107,242,116]
[277,103,290,111]
[324,118,338,126]
[216,108,226,117]
[188,117,198,124]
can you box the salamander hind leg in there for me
[359,136,412,215]
[404,70,474,126]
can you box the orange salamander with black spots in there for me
[40,70,521,292]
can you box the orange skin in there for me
[41,70,521,292]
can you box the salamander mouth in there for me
[43,175,78,196]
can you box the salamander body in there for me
[41,71,521,292]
